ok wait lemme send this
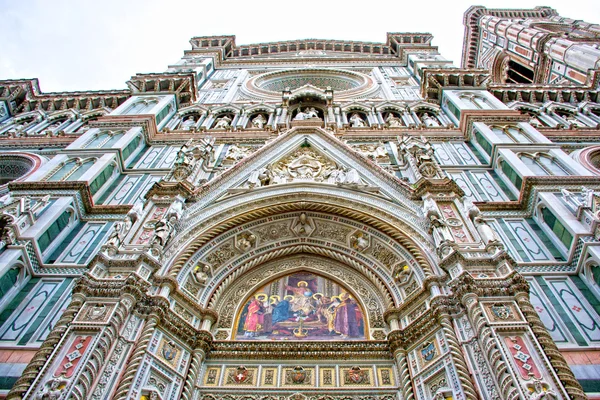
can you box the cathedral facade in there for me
[1,5,600,400]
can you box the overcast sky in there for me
[1,0,599,93]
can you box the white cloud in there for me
[1,0,599,92]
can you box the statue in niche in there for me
[180,116,196,131]
[214,115,232,129]
[473,216,500,245]
[421,113,440,127]
[291,213,314,236]
[294,107,320,121]
[582,186,595,208]
[169,138,214,181]
[166,196,185,222]
[237,232,257,252]
[151,217,174,250]
[305,107,320,119]
[251,114,267,129]
[349,113,367,127]
[194,262,211,286]
[565,114,586,128]
[429,215,454,246]
[105,220,125,248]
[385,113,403,128]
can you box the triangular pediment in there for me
[190,127,420,216]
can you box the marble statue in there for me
[385,113,403,128]
[180,116,196,131]
[355,142,388,161]
[251,114,267,129]
[214,115,232,129]
[194,263,210,286]
[167,196,185,222]
[582,186,595,208]
[350,231,369,251]
[151,217,173,248]
[527,380,557,400]
[474,216,500,244]
[421,113,440,127]
[429,215,454,246]
[294,107,320,121]
[349,113,367,127]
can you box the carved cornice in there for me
[126,72,198,107]
[144,180,196,200]
[488,70,600,104]
[476,176,600,212]
[0,78,130,114]
[437,247,515,270]
[208,341,391,360]
[7,181,132,215]
[459,109,527,138]
[420,68,491,103]
[412,177,465,198]
[449,271,530,300]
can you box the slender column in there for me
[113,315,159,399]
[515,293,586,399]
[394,349,414,400]
[438,314,479,400]
[180,347,206,400]
[7,294,84,399]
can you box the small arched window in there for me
[459,94,492,110]
[85,131,124,149]
[67,160,95,181]
[47,160,78,181]
[520,154,549,176]
[124,99,158,115]
[491,126,532,143]
[519,153,569,176]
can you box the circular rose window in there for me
[242,68,378,101]
[0,153,41,186]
